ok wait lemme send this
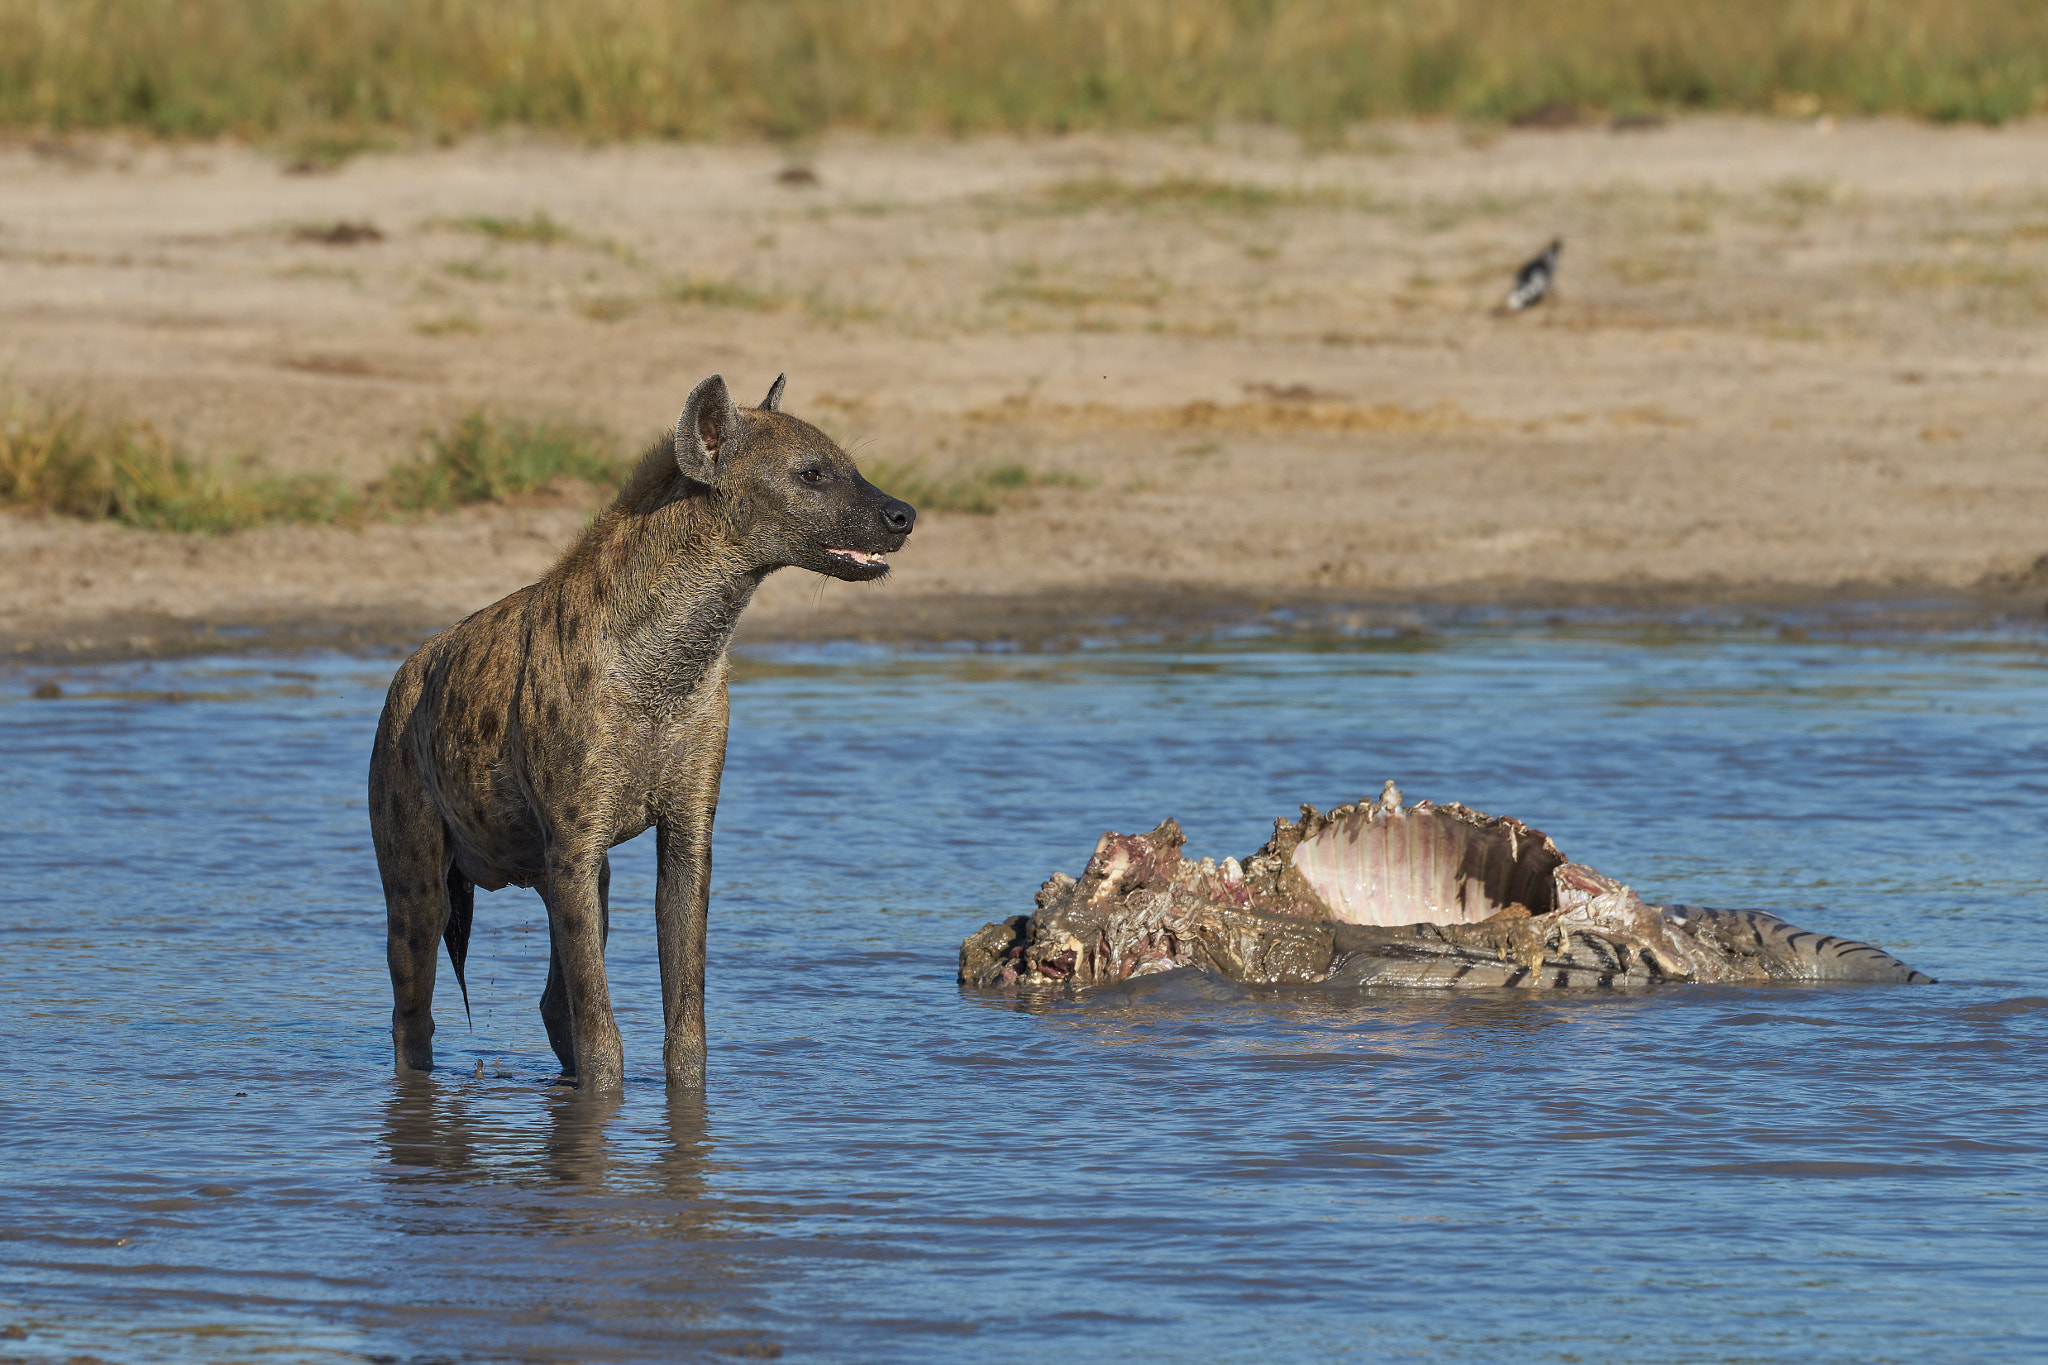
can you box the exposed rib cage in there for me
[959,785,1935,993]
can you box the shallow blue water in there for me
[1,627,2045,1363]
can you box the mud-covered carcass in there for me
[959,783,1933,994]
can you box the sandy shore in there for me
[5,116,2048,660]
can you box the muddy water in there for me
[2,628,2045,1363]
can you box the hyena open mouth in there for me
[959,782,1934,994]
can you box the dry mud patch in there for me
[4,117,2048,658]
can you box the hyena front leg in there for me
[540,854,610,1076]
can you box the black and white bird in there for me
[1504,238,1561,311]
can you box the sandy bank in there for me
[5,117,2048,659]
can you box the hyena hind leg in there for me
[373,784,458,1074]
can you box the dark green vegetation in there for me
[0,395,1077,531]
[0,396,627,533]
[374,411,626,513]
[0,395,354,533]
[3,0,2043,142]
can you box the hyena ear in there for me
[675,373,743,484]
[759,373,787,412]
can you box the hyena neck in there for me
[634,563,761,698]
[588,481,764,701]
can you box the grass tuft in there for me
[444,212,573,245]
[0,394,352,533]
[412,313,483,336]
[371,411,629,511]
[1042,176,1342,215]
[664,276,786,311]
[1,393,635,531]
[862,457,1087,515]
[442,257,507,282]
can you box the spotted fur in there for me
[370,374,914,1091]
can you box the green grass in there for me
[1,393,633,531]
[0,394,352,533]
[862,457,1087,515]
[442,212,573,245]
[664,276,787,311]
[411,312,483,336]
[1042,176,1345,215]
[3,392,1084,530]
[435,214,641,265]
[371,411,629,511]
[986,264,1163,309]
[442,257,508,282]
[2,1,2044,143]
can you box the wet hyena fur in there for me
[369,373,914,1092]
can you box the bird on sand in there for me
[1504,238,1561,311]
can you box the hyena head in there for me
[673,372,915,582]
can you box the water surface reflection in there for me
[372,1083,786,1361]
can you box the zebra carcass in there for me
[958,784,1934,995]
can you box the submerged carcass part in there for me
[959,786,1934,994]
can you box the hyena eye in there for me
[798,467,824,486]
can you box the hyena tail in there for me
[446,864,476,1023]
